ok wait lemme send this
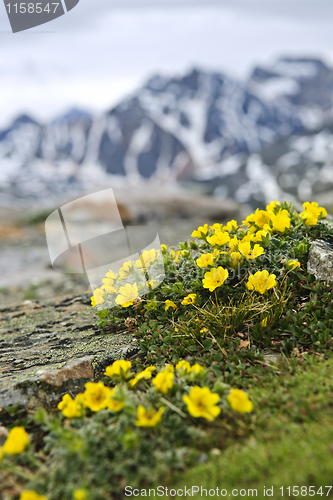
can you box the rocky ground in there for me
[0,292,138,412]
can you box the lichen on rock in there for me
[307,239,333,282]
[0,293,139,410]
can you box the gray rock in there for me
[307,239,333,282]
[0,293,139,410]
[114,186,240,222]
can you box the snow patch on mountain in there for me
[1,57,333,211]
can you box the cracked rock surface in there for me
[307,239,333,282]
[0,293,138,410]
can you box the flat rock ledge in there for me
[0,294,138,410]
[307,239,333,282]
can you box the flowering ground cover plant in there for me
[91,248,164,309]
[0,360,253,499]
[94,201,333,379]
[2,200,333,499]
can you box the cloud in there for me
[0,0,332,125]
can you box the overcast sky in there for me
[0,0,333,125]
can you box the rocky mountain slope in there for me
[1,57,333,209]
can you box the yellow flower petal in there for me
[227,388,253,413]
[165,300,177,311]
[135,406,165,427]
[152,369,174,394]
[183,386,220,421]
[19,491,47,500]
[202,267,229,292]
[115,283,138,308]
[181,293,197,305]
[246,270,277,294]
[104,360,131,379]
[3,427,29,455]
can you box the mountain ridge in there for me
[1,56,333,209]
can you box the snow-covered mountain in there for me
[1,56,333,209]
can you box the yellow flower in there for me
[287,259,301,270]
[165,299,177,311]
[104,360,131,379]
[107,388,125,412]
[209,223,222,232]
[181,293,197,305]
[242,213,256,226]
[252,229,270,242]
[239,242,264,260]
[83,382,112,412]
[161,244,168,252]
[228,236,239,252]
[222,220,238,231]
[91,288,105,307]
[3,427,29,455]
[171,249,185,262]
[176,360,192,375]
[240,231,255,243]
[134,249,156,269]
[202,267,229,292]
[300,201,327,220]
[270,209,290,233]
[227,388,253,413]
[300,211,318,226]
[135,405,165,427]
[73,490,86,500]
[191,224,209,238]
[102,283,117,294]
[183,386,220,421]
[266,201,281,213]
[207,231,230,247]
[299,202,327,226]
[102,270,118,294]
[19,492,47,500]
[230,251,242,268]
[129,366,156,387]
[177,250,185,261]
[253,209,271,228]
[163,364,175,373]
[102,269,117,291]
[191,363,205,375]
[115,283,138,307]
[0,446,2,464]
[246,270,277,294]
[196,253,214,268]
[248,224,257,234]
[152,368,174,394]
[261,317,268,326]
[58,394,84,418]
[213,248,220,259]
[118,261,134,279]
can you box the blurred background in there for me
[1,0,333,305]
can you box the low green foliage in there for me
[170,356,333,499]
[1,362,254,499]
[2,200,333,499]
[95,201,333,387]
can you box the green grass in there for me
[162,356,333,499]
